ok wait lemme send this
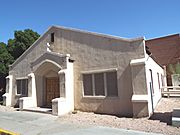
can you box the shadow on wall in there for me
[149,112,172,125]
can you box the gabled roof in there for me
[10,25,145,69]
[52,25,144,42]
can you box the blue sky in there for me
[1,0,180,43]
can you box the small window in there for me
[6,79,9,93]
[51,33,54,43]
[17,79,28,96]
[157,73,160,89]
[149,69,154,94]
[161,74,164,87]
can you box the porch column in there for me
[28,73,37,107]
[3,75,13,106]
[52,55,74,116]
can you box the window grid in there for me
[83,71,118,97]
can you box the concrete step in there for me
[23,107,52,114]
[172,108,180,117]
[172,108,180,127]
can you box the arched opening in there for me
[34,61,61,107]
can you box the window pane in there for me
[83,74,93,96]
[149,69,154,94]
[106,72,118,96]
[94,73,105,96]
[22,79,28,96]
[17,80,21,94]
[6,79,9,93]
[16,79,28,96]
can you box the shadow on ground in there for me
[149,112,172,125]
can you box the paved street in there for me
[0,111,162,135]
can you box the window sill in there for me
[82,96,119,99]
[15,94,27,98]
[82,96,106,99]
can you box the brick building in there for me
[146,34,180,85]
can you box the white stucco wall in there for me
[145,54,167,115]
[3,75,13,106]
[52,55,74,116]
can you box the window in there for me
[83,71,118,97]
[51,33,54,42]
[149,69,154,94]
[17,79,28,96]
[157,73,160,89]
[161,74,164,87]
[6,78,9,93]
[106,72,118,96]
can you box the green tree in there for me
[7,29,40,60]
[168,62,180,74]
[0,42,13,75]
[0,29,40,99]
[0,42,14,98]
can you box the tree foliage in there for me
[0,42,13,75]
[7,29,40,60]
[0,29,40,94]
[168,62,180,74]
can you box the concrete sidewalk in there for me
[0,111,162,135]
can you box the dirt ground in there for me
[59,98,180,135]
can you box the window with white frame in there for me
[16,79,28,96]
[82,71,118,97]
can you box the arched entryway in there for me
[34,60,61,107]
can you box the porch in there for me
[4,52,74,116]
[161,86,180,98]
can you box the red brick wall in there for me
[146,34,180,85]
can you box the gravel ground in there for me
[59,98,180,135]
[0,98,180,135]
[0,105,15,112]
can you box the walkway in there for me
[0,111,162,135]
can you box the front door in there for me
[46,77,60,107]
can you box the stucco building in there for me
[3,26,166,117]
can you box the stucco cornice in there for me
[52,25,145,42]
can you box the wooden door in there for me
[46,77,60,107]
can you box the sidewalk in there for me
[0,111,162,135]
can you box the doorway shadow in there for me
[149,112,172,125]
